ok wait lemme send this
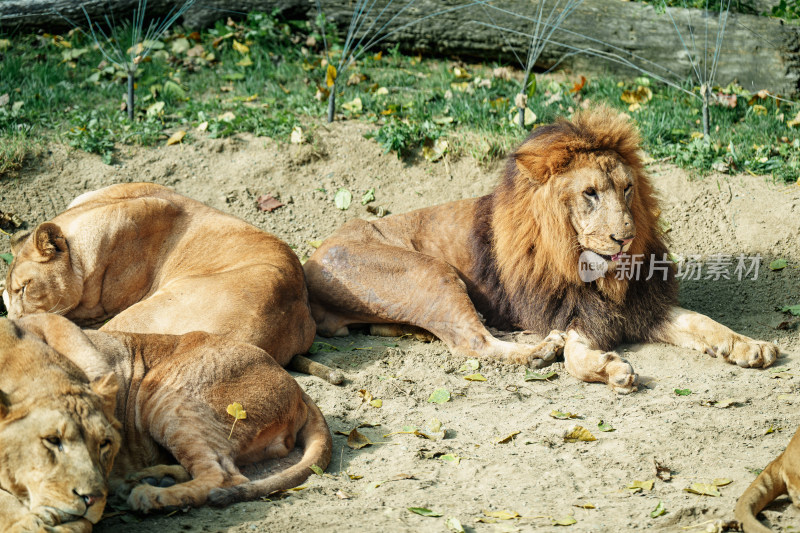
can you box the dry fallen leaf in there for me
[345,428,373,450]
[166,130,186,146]
[232,40,249,54]
[482,510,519,520]
[564,426,596,443]
[494,431,520,444]
[257,194,284,212]
[684,483,720,497]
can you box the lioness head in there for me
[3,223,82,319]
[0,319,121,525]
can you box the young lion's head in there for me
[0,319,121,525]
[492,107,663,303]
[3,223,83,320]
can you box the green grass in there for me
[0,11,798,182]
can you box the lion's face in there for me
[563,157,636,261]
[0,320,121,525]
[3,223,83,319]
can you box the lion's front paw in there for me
[497,330,566,368]
[602,353,638,394]
[710,337,779,368]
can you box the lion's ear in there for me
[10,230,32,255]
[33,223,68,259]
[91,373,118,419]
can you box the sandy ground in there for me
[1,120,800,532]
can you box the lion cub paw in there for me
[710,337,779,368]
[602,353,638,394]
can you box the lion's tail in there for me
[734,457,785,533]
[207,392,332,506]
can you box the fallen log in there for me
[2,0,797,96]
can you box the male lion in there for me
[735,425,800,532]
[2,313,332,532]
[304,108,779,392]
[3,182,341,384]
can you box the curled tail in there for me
[735,458,786,533]
[208,392,333,506]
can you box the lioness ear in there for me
[10,230,32,255]
[91,373,118,419]
[33,223,68,259]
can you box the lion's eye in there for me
[45,436,64,451]
[100,439,112,449]
[583,188,597,199]
[624,184,633,195]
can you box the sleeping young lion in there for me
[2,182,341,384]
[305,108,780,393]
[1,313,332,532]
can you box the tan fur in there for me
[0,319,120,532]
[3,183,342,383]
[735,426,800,532]
[304,108,779,393]
[12,313,332,524]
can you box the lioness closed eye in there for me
[304,107,780,393]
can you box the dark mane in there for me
[468,108,677,350]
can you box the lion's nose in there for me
[73,489,102,508]
[610,234,635,246]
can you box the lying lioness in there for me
[1,313,332,532]
[3,182,341,383]
[736,426,800,532]
[305,108,779,392]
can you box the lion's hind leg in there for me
[306,241,559,367]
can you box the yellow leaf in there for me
[232,40,249,54]
[370,399,383,408]
[564,426,597,442]
[627,479,655,492]
[227,402,247,420]
[373,50,382,61]
[236,55,253,67]
[494,431,520,444]
[326,64,337,88]
[787,111,800,128]
[712,478,732,487]
[0,39,10,51]
[463,373,486,382]
[684,483,720,496]
[483,510,519,520]
[166,130,186,146]
[375,86,389,96]
[620,86,652,105]
[341,97,362,113]
[226,402,246,440]
[450,82,470,92]
[752,104,768,116]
